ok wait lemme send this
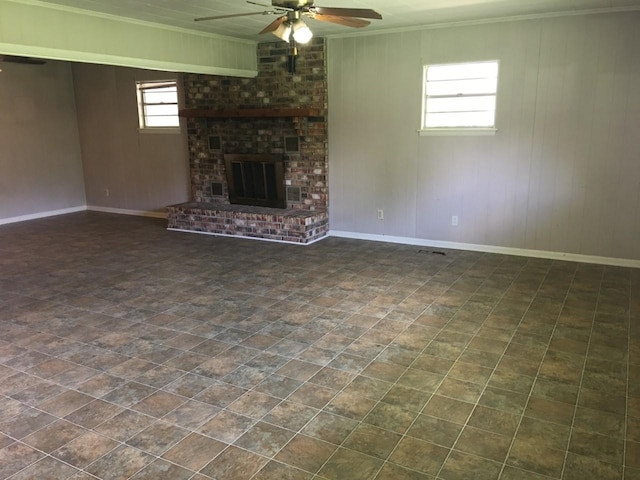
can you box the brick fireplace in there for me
[167,39,328,244]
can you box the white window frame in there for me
[420,60,499,136]
[136,80,180,133]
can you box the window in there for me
[136,80,180,130]
[421,60,499,134]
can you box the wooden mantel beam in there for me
[178,108,323,119]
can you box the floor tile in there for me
[573,406,625,439]
[199,410,255,443]
[8,455,79,480]
[64,399,123,429]
[388,436,449,476]
[363,402,417,434]
[275,433,337,473]
[200,445,268,479]
[94,409,156,442]
[343,423,402,459]
[37,390,94,416]
[161,373,213,398]
[319,447,384,480]
[477,386,528,415]
[467,405,520,437]
[234,421,295,456]
[487,368,535,394]
[301,411,359,445]
[162,399,221,429]
[162,432,226,470]
[568,430,624,465]
[524,396,575,426]
[76,373,127,397]
[227,390,281,418]
[448,361,494,385]
[454,425,511,462]
[52,431,118,468]
[262,400,318,430]
[126,421,190,455]
[506,438,566,478]
[562,452,623,480]
[436,378,484,404]
[195,381,247,408]
[439,450,502,480]
[407,414,462,448]
[578,387,626,415]
[0,442,44,478]
[253,460,314,480]
[0,433,13,450]
[22,419,86,453]
[343,375,393,402]
[0,406,56,439]
[101,382,157,408]
[85,444,154,480]
[253,374,302,399]
[325,391,377,420]
[516,416,571,451]
[398,368,444,393]
[129,458,194,480]
[499,465,552,480]
[422,394,475,424]
[381,385,431,412]
[374,462,434,479]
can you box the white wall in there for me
[328,12,640,261]
[0,60,86,221]
[72,64,190,214]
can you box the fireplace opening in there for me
[224,154,286,208]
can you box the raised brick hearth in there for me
[168,39,328,244]
[167,202,328,244]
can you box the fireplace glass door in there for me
[224,154,286,208]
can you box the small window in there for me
[421,60,499,134]
[136,80,180,130]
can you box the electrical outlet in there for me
[377,209,384,220]
[104,188,110,197]
[451,215,458,226]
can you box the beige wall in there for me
[73,64,190,213]
[0,60,85,221]
[328,12,640,261]
[0,0,257,77]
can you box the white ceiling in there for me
[38,0,640,41]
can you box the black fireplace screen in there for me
[224,154,286,208]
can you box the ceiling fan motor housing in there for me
[273,0,314,8]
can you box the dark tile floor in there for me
[0,212,638,480]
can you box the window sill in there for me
[419,128,497,137]
[138,127,182,134]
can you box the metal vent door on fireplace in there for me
[224,154,286,209]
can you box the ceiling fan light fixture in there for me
[292,19,313,44]
[272,21,292,42]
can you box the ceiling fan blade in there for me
[309,13,370,28]
[195,11,271,22]
[259,15,288,34]
[0,55,46,65]
[247,0,272,7]
[312,7,382,20]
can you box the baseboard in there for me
[0,206,87,226]
[167,227,328,246]
[329,230,640,269]
[1,205,168,227]
[87,206,167,219]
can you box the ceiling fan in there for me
[195,0,382,45]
